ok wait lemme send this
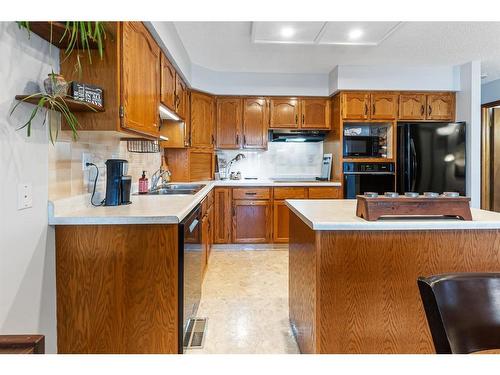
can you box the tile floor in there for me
[186,248,300,354]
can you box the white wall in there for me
[0,22,57,352]
[329,65,460,94]
[481,78,500,105]
[191,64,329,96]
[456,61,482,208]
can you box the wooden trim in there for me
[0,335,45,354]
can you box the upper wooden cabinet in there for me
[370,93,398,120]
[399,93,427,120]
[190,91,214,149]
[160,53,176,111]
[426,93,455,121]
[216,98,242,149]
[342,92,370,120]
[301,99,330,129]
[269,98,300,129]
[175,75,189,120]
[242,98,268,149]
[121,22,160,136]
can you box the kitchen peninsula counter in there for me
[285,199,500,354]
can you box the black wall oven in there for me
[343,162,396,198]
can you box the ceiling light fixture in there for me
[280,26,295,38]
[348,28,364,41]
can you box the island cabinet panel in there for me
[121,21,160,137]
[55,224,179,354]
[160,53,176,111]
[190,92,215,149]
[370,93,398,120]
[288,213,500,354]
[342,92,370,120]
[214,188,232,244]
[399,93,427,120]
[242,98,268,149]
[426,92,455,121]
[273,187,307,243]
[232,200,272,243]
[269,98,300,129]
[301,99,330,130]
[216,98,242,149]
[308,187,343,199]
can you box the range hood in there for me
[269,129,327,143]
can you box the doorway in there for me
[481,101,500,211]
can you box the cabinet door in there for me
[216,98,242,149]
[201,213,209,279]
[399,93,426,120]
[175,75,188,120]
[308,187,343,199]
[214,188,232,244]
[190,92,214,148]
[342,93,370,120]
[269,99,300,129]
[300,99,330,129]
[207,204,214,260]
[371,93,398,120]
[243,98,268,149]
[121,22,160,136]
[160,53,176,111]
[273,200,290,243]
[426,93,455,121]
[232,200,271,243]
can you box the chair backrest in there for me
[418,273,500,354]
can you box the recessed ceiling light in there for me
[348,28,364,40]
[280,27,295,38]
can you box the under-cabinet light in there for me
[159,105,180,121]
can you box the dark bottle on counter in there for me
[138,171,149,194]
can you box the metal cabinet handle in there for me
[420,105,425,116]
[364,104,368,116]
[212,134,215,145]
[236,134,239,144]
[295,114,298,124]
[372,104,376,115]
[245,192,257,195]
[243,135,246,145]
[302,114,305,124]
[428,105,432,116]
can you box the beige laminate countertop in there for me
[285,199,500,231]
[48,179,341,225]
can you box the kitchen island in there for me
[286,199,500,354]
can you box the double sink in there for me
[144,184,206,195]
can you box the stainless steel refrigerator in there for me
[397,122,466,195]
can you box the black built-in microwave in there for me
[343,135,383,158]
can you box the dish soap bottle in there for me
[139,171,148,194]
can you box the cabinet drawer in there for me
[308,187,343,199]
[273,187,307,200]
[232,188,271,200]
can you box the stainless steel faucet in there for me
[150,167,172,191]
[225,153,246,179]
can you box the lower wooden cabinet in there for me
[273,200,290,243]
[308,187,343,199]
[214,188,232,244]
[232,200,272,243]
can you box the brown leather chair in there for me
[418,273,500,354]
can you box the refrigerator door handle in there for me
[410,138,417,191]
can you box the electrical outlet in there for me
[17,183,33,210]
[82,152,92,170]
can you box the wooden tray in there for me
[356,195,472,221]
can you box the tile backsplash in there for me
[217,142,324,179]
[48,131,161,201]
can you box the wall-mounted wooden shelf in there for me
[15,95,105,113]
[24,22,101,50]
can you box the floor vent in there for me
[183,318,207,349]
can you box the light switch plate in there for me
[18,183,33,210]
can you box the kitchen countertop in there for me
[285,199,500,231]
[48,179,342,225]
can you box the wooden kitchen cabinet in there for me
[190,91,215,148]
[175,75,189,120]
[121,22,160,136]
[232,200,272,243]
[272,187,307,243]
[216,98,242,149]
[342,92,370,120]
[308,187,343,199]
[370,93,398,120]
[269,98,300,129]
[201,198,214,279]
[160,53,176,111]
[214,188,232,244]
[242,97,268,149]
[426,92,455,121]
[163,148,214,181]
[300,99,331,130]
[399,93,427,120]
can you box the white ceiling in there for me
[174,21,500,83]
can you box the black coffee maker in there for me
[105,159,132,206]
